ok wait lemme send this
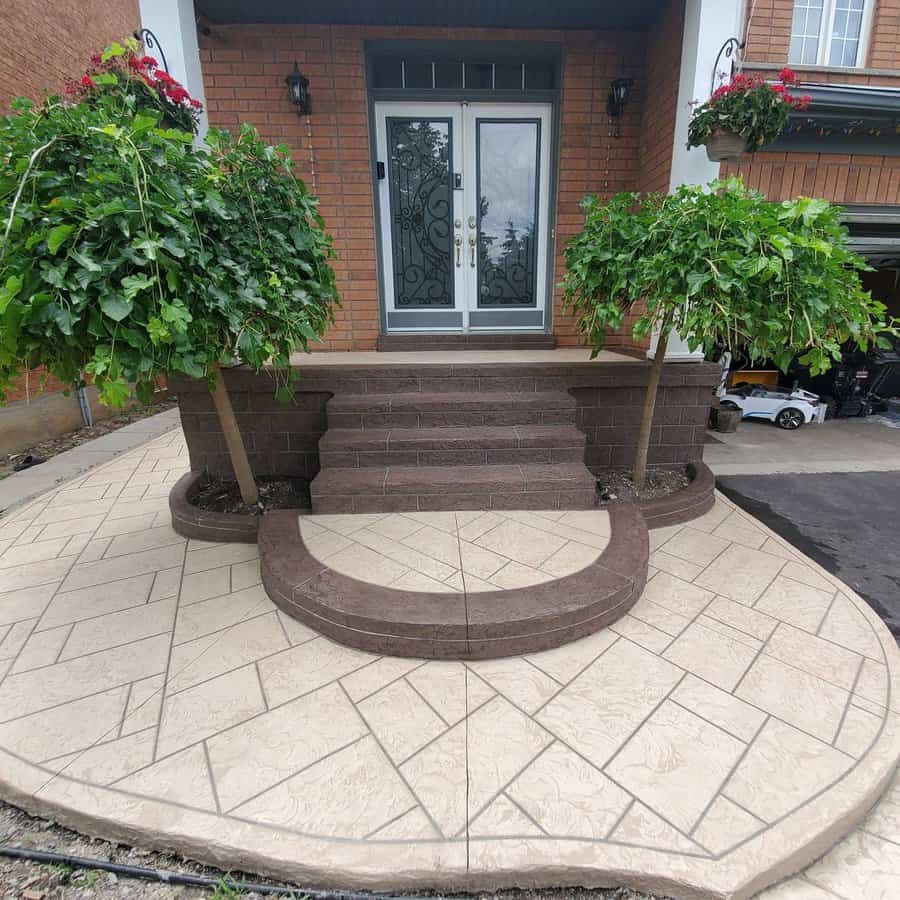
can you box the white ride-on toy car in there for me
[721,383,824,430]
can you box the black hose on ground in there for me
[0,845,424,899]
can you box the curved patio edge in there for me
[169,470,260,544]
[259,502,649,660]
[0,701,895,900]
[636,461,716,530]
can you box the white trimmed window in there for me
[788,0,874,68]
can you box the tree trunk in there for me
[633,322,671,489]
[209,362,258,506]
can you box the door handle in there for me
[455,234,462,267]
[468,233,476,267]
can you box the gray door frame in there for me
[365,40,562,336]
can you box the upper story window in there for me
[789,0,874,68]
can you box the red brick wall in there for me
[869,0,900,69]
[721,152,900,202]
[0,0,140,112]
[743,0,794,64]
[637,0,684,196]
[0,0,139,403]
[200,24,654,351]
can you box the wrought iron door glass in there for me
[387,118,454,307]
[476,120,539,307]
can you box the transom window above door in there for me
[788,0,874,68]
[370,55,557,91]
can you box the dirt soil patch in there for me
[189,475,311,515]
[597,468,690,503]
[0,400,177,480]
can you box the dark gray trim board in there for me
[365,39,562,336]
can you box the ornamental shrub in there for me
[563,178,896,484]
[0,39,338,501]
[688,67,811,150]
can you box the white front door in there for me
[374,101,552,332]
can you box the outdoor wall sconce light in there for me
[607,77,634,119]
[286,62,311,115]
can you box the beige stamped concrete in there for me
[0,428,896,899]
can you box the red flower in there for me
[189,98,202,109]
[779,66,797,85]
[80,75,96,88]
[139,55,158,68]
[90,52,102,66]
[771,83,787,94]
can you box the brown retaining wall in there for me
[170,359,719,482]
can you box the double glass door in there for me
[374,102,551,332]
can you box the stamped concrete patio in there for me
[0,426,897,899]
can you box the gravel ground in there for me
[0,799,661,900]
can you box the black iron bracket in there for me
[711,37,745,95]
[133,28,169,73]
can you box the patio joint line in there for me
[116,682,134,739]
[203,740,223,814]
[536,704,703,847]
[254,660,270,710]
[499,788,551,836]
[457,724,557,840]
[363,803,419,840]
[336,679,446,841]
[530,635,621,717]
[600,669,690,777]
[219,730,370,816]
[604,796,635,841]
[403,672,451,728]
[831,656,867,749]
[520,654,564,687]
[0,627,175,689]
[688,714,770,839]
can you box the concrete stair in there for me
[310,391,598,513]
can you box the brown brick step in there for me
[310,462,598,513]
[318,425,586,468]
[326,391,576,429]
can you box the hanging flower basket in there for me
[704,129,748,162]
[688,67,811,159]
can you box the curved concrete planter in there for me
[636,460,716,530]
[260,502,649,660]
[169,471,260,544]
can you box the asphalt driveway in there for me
[717,470,900,638]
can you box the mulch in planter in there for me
[189,475,311,515]
[598,467,690,504]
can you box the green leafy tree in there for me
[563,178,896,487]
[0,40,337,504]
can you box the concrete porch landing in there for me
[0,429,896,899]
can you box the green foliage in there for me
[562,178,896,375]
[687,70,810,150]
[210,875,247,899]
[0,43,337,407]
